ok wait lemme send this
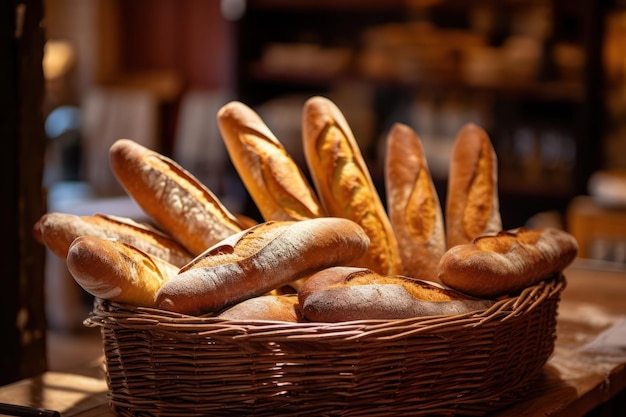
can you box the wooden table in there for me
[1,260,625,416]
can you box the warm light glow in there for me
[43,40,76,80]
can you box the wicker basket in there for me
[85,273,565,417]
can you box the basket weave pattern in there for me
[86,274,565,417]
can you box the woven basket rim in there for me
[86,273,565,341]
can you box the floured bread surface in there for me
[109,139,243,255]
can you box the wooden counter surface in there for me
[1,260,625,416]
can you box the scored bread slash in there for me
[35,212,193,267]
[438,227,578,299]
[446,123,502,249]
[66,235,179,307]
[109,138,244,256]
[302,96,402,276]
[385,123,446,282]
[155,217,370,315]
[217,100,325,222]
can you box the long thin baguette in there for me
[66,235,179,307]
[438,227,578,298]
[446,123,502,248]
[217,101,325,221]
[302,96,402,275]
[385,123,446,281]
[109,138,244,255]
[36,212,193,267]
[155,217,370,315]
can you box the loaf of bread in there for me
[155,217,370,315]
[216,294,301,322]
[298,266,494,322]
[35,212,193,267]
[302,96,402,275]
[66,235,179,307]
[109,139,245,256]
[385,123,446,281]
[217,101,325,221]
[446,123,502,248]
[438,227,578,298]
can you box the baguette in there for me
[446,123,502,248]
[66,235,179,307]
[298,266,494,322]
[216,294,301,322]
[302,96,402,275]
[438,227,578,299]
[35,212,193,267]
[155,217,370,315]
[217,101,325,221]
[109,138,244,255]
[385,123,446,281]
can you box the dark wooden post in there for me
[0,0,48,385]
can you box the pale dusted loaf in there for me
[385,123,446,281]
[109,138,244,256]
[155,217,370,315]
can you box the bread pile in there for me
[34,96,578,322]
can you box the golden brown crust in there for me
[36,212,193,267]
[66,235,179,307]
[302,96,402,275]
[385,123,446,281]
[446,123,502,248]
[155,217,370,315]
[298,266,494,322]
[217,101,325,221]
[437,227,578,298]
[216,295,301,322]
[109,139,244,255]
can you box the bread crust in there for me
[109,139,244,255]
[298,266,494,322]
[216,295,301,322]
[385,123,446,281]
[218,101,325,221]
[446,123,502,248]
[302,96,402,275]
[36,212,193,267]
[66,235,179,307]
[155,217,370,315]
[438,227,578,298]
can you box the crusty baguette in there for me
[217,101,325,221]
[446,123,502,248]
[109,138,244,255]
[66,235,179,307]
[155,217,370,315]
[298,266,494,322]
[35,212,193,267]
[385,123,446,281]
[302,96,402,275]
[216,294,301,322]
[438,227,578,299]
